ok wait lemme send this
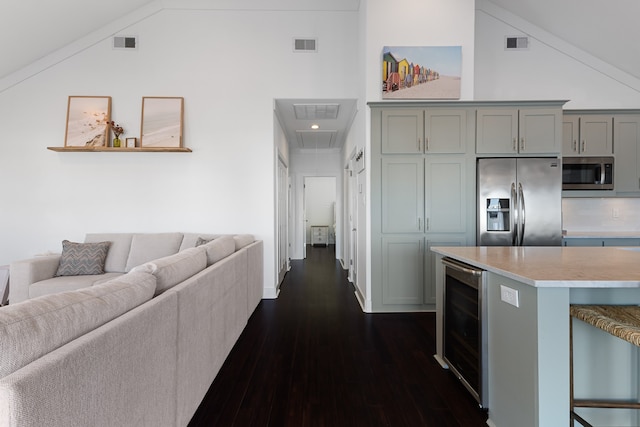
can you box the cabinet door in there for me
[425,235,466,305]
[381,109,424,153]
[580,115,613,156]
[382,236,424,305]
[425,156,466,233]
[424,109,467,153]
[562,116,580,155]
[614,115,640,192]
[382,157,424,233]
[603,238,640,247]
[476,109,518,154]
[562,238,604,246]
[518,108,561,154]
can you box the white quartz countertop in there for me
[431,246,640,288]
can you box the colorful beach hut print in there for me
[382,46,461,99]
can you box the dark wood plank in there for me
[189,245,488,427]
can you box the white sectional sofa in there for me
[9,232,255,304]
[0,232,263,427]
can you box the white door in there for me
[277,156,289,285]
[348,158,357,283]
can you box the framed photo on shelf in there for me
[140,97,184,148]
[125,137,137,148]
[64,96,111,147]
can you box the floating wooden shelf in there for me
[47,147,192,153]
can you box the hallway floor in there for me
[189,245,489,426]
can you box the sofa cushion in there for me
[131,247,207,295]
[200,235,235,266]
[233,234,255,251]
[124,233,184,272]
[29,272,123,299]
[55,240,111,276]
[0,271,156,378]
[85,233,134,273]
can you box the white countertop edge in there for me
[432,247,640,288]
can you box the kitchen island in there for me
[432,246,640,427]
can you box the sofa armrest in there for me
[9,255,61,304]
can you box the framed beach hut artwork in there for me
[64,96,111,147]
[140,97,184,148]
[382,46,462,99]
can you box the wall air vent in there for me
[113,36,138,50]
[505,36,529,50]
[293,38,317,53]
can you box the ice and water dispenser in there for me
[486,198,510,231]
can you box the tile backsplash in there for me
[562,198,640,232]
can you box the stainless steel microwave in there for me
[562,156,614,190]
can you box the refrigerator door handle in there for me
[518,183,525,246]
[511,182,518,246]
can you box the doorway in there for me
[303,176,336,258]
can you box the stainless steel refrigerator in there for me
[477,157,562,246]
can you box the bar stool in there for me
[570,305,640,427]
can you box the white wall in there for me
[360,0,476,311]
[475,0,640,108]
[0,3,359,299]
[304,177,336,242]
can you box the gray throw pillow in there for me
[55,240,111,276]
[195,237,215,246]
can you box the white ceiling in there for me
[1,0,638,151]
[275,99,358,152]
[487,0,640,81]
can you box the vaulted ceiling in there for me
[2,0,638,151]
[488,0,640,81]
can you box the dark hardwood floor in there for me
[189,245,488,427]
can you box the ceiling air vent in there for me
[113,36,138,50]
[505,36,529,50]
[293,38,317,53]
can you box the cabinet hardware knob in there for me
[513,137,517,151]
[582,140,586,152]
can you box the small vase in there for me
[113,137,121,148]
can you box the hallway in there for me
[189,245,489,426]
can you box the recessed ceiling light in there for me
[311,124,320,130]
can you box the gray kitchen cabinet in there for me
[562,237,604,247]
[614,114,640,192]
[381,109,423,153]
[477,108,561,154]
[372,101,563,313]
[382,109,467,154]
[424,109,467,153]
[381,236,424,305]
[562,114,613,156]
[562,116,579,156]
[425,155,467,233]
[381,157,424,233]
